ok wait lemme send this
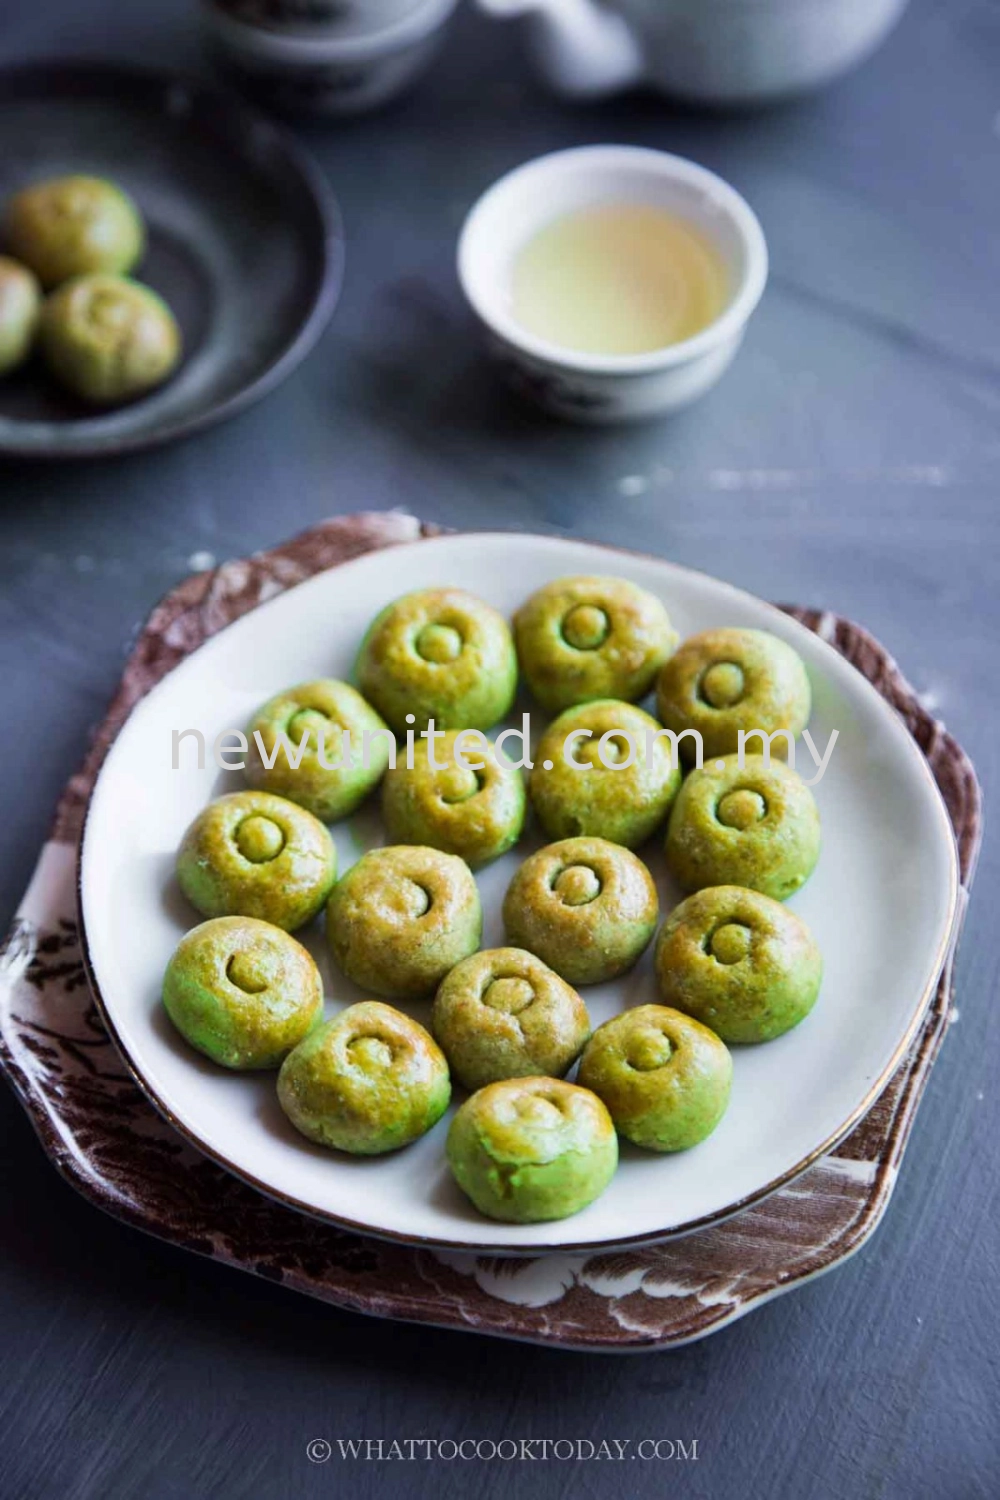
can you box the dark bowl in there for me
[0,61,344,459]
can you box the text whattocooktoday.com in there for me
[170,716,839,785]
[305,1436,699,1463]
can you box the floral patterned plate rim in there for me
[0,512,982,1348]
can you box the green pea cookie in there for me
[502,837,658,986]
[530,700,681,848]
[655,627,811,764]
[40,274,181,404]
[3,175,144,288]
[327,845,482,1000]
[655,885,823,1044]
[513,575,677,713]
[666,753,820,900]
[382,730,525,868]
[0,256,41,375]
[446,1077,618,1223]
[431,947,590,1092]
[578,1004,732,1152]
[163,915,323,1070]
[177,790,337,932]
[246,678,393,822]
[277,1001,451,1154]
[355,588,517,734]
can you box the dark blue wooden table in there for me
[0,2,996,1496]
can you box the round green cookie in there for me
[326,845,482,1000]
[355,588,517,734]
[514,574,678,713]
[666,753,820,900]
[502,836,658,986]
[530,699,681,848]
[0,256,41,374]
[446,1077,618,1223]
[40,274,181,404]
[655,627,811,763]
[246,678,392,822]
[4,175,144,288]
[163,915,322,1070]
[177,790,337,932]
[431,947,590,1091]
[655,885,823,1044]
[382,730,525,868]
[578,1004,732,1152]
[278,1001,450,1154]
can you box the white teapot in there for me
[477,0,909,105]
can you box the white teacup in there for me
[457,145,768,424]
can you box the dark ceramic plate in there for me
[0,62,343,458]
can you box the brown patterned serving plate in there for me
[0,514,981,1347]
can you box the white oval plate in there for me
[79,533,958,1253]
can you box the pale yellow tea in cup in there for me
[510,203,729,357]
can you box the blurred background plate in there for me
[0,62,343,459]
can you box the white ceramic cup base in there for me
[203,0,457,116]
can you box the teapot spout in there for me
[477,0,644,99]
